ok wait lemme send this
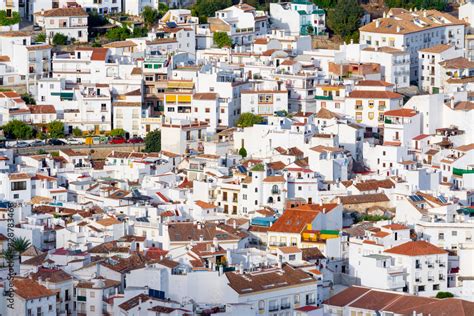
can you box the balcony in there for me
[268,306,279,312]
[281,304,291,310]
[315,95,333,101]
[77,295,86,302]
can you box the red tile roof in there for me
[13,277,55,300]
[269,209,319,234]
[348,90,403,99]
[384,240,447,256]
[195,200,216,209]
[384,108,417,117]
[91,48,108,61]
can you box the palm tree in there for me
[0,248,14,267]
[11,237,31,263]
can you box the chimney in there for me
[375,19,381,28]
[423,10,427,18]
[239,263,244,274]
[213,237,219,249]
[450,97,455,109]
[396,26,401,33]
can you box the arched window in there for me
[271,185,279,194]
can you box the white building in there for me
[75,0,121,15]
[10,277,56,316]
[269,0,326,36]
[240,89,289,115]
[384,240,449,297]
[346,89,403,129]
[418,44,463,93]
[34,7,89,43]
[359,8,465,81]
[208,2,269,47]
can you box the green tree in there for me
[0,10,20,26]
[21,93,36,105]
[385,0,447,10]
[436,291,454,299]
[10,237,31,263]
[35,33,46,43]
[213,32,233,48]
[106,26,131,41]
[88,12,106,28]
[48,120,65,138]
[144,129,161,153]
[313,0,337,8]
[306,25,314,35]
[326,0,364,42]
[158,3,169,17]
[236,113,264,127]
[110,128,126,137]
[239,147,247,158]
[72,127,83,137]
[132,26,148,38]
[142,6,159,27]
[2,120,34,139]
[52,33,68,45]
[192,0,232,23]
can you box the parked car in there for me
[128,137,144,144]
[48,139,66,146]
[109,136,126,144]
[66,138,83,145]
[30,140,45,147]
[16,141,30,148]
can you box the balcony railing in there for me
[281,304,291,310]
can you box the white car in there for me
[65,138,84,145]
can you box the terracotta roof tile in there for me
[13,277,55,299]
[348,90,403,99]
[384,240,447,256]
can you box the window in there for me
[11,181,27,191]
[258,300,265,312]
[294,294,300,304]
[289,254,296,260]
[452,231,457,236]
[90,291,95,298]
[438,233,444,240]
[90,305,95,312]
